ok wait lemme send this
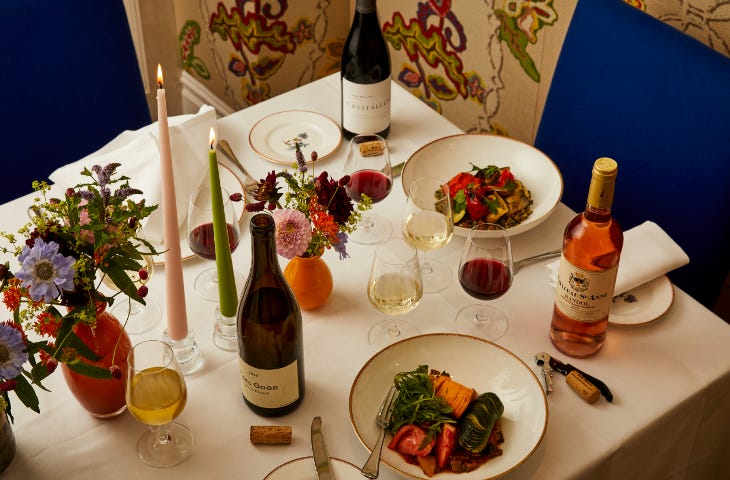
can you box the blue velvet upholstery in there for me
[535,0,730,309]
[1,0,151,205]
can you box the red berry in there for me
[230,192,243,202]
[137,285,149,298]
[138,268,149,281]
[109,365,122,379]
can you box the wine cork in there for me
[566,371,601,404]
[359,140,384,156]
[250,425,292,444]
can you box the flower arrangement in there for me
[244,136,371,259]
[0,163,159,420]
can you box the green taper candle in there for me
[208,127,238,317]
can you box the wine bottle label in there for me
[239,358,300,409]
[554,255,618,322]
[342,77,390,134]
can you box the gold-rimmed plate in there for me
[349,333,548,480]
[249,110,342,164]
[263,456,362,480]
[609,275,674,326]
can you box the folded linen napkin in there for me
[48,105,216,246]
[546,221,689,294]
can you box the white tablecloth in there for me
[3,73,729,479]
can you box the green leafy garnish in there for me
[388,365,456,441]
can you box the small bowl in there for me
[401,134,563,238]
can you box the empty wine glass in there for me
[367,237,423,350]
[102,253,161,335]
[343,133,393,245]
[126,339,193,467]
[455,223,513,341]
[187,186,240,301]
[402,177,454,293]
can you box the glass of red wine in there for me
[343,133,393,245]
[455,223,513,341]
[187,186,240,302]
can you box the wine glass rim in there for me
[189,186,233,206]
[374,236,418,264]
[128,339,177,374]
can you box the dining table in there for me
[2,72,729,480]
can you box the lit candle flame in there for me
[209,127,216,150]
[157,64,163,89]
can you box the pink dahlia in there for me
[271,209,312,259]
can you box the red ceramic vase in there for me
[61,301,132,418]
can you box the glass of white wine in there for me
[126,340,193,467]
[367,237,423,350]
[102,254,161,335]
[402,177,455,293]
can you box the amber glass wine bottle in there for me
[237,214,305,416]
[550,158,623,358]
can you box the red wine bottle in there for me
[237,214,305,416]
[550,158,623,358]
[341,0,391,140]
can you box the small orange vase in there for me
[284,255,333,310]
[61,301,132,418]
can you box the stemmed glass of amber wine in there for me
[343,134,393,245]
[126,340,193,467]
[455,223,513,341]
[367,237,423,350]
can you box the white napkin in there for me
[546,221,689,294]
[48,105,216,246]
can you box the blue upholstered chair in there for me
[1,0,151,205]
[534,0,730,310]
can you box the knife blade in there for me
[311,416,336,480]
[548,355,613,402]
[391,161,404,178]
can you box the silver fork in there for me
[361,387,397,479]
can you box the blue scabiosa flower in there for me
[271,209,312,259]
[16,238,76,301]
[0,323,27,379]
[333,231,349,260]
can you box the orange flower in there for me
[36,311,62,337]
[2,279,23,311]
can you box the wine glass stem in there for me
[387,323,401,339]
[360,214,374,231]
[420,250,434,275]
[153,425,172,448]
[475,310,490,323]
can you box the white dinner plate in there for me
[609,275,674,326]
[149,163,246,265]
[349,333,548,480]
[263,456,361,480]
[249,110,342,164]
[401,134,563,238]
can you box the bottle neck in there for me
[249,214,281,276]
[355,0,376,14]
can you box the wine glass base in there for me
[112,300,162,335]
[194,267,221,302]
[421,259,452,294]
[137,422,194,468]
[368,319,419,351]
[349,213,392,245]
[455,304,508,341]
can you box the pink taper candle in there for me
[157,64,189,341]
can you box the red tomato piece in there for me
[447,173,481,198]
[387,425,436,457]
[435,424,457,469]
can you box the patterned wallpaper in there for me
[173,0,730,143]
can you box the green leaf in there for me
[64,361,113,379]
[13,374,40,413]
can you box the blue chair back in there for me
[1,0,151,204]
[535,0,730,310]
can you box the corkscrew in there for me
[535,352,613,403]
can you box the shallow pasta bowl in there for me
[401,134,563,238]
[349,333,548,480]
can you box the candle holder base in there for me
[214,305,238,352]
[162,329,204,376]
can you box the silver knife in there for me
[311,416,336,480]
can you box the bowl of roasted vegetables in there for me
[349,334,547,480]
[401,134,563,238]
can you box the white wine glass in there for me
[367,237,423,350]
[343,133,393,245]
[455,223,513,341]
[187,186,241,301]
[103,253,161,335]
[126,339,193,467]
[402,177,454,293]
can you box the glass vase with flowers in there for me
[242,136,371,309]
[0,162,160,420]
